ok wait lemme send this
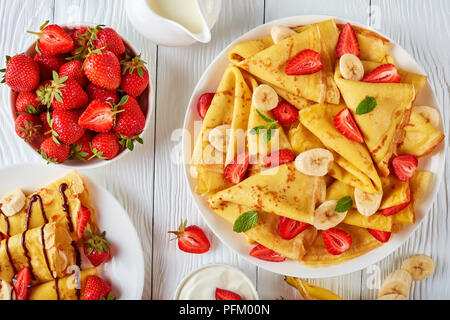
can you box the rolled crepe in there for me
[0,223,76,284]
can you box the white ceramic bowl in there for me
[182,15,446,278]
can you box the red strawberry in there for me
[40,137,70,163]
[392,155,418,182]
[71,132,94,161]
[84,231,111,267]
[70,26,99,60]
[285,49,323,75]
[0,233,9,241]
[86,83,119,104]
[120,54,150,97]
[14,113,42,144]
[334,108,364,143]
[95,27,126,57]
[381,201,411,217]
[16,92,41,114]
[50,109,85,145]
[39,112,52,140]
[321,228,352,255]
[33,53,66,80]
[59,60,88,88]
[91,132,120,160]
[272,101,298,125]
[13,267,32,300]
[79,100,116,133]
[84,49,121,90]
[224,152,250,184]
[215,288,243,300]
[279,216,311,240]
[114,96,146,150]
[336,23,360,58]
[368,229,391,243]
[263,149,295,167]
[77,206,91,239]
[28,21,73,56]
[1,54,40,92]
[168,220,211,254]
[197,92,215,119]
[249,244,286,262]
[362,64,401,83]
[83,276,114,300]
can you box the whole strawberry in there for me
[71,132,94,161]
[95,27,126,57]
[83,276,114,300]
[114,96,145,150]
[50,109,85,145]
[83,231,111,267]
[28,21,74,56]
[1,54,40,92]
[120,54,149,97]
[86,83,119,104]
[84,49,121,90]
[91,132,120,160]
[34,53,66,80]
[59,60,88,88]
[16,92,41,114]
[40,137,70,163]
[15,114,42,144]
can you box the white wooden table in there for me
[0,0,448,300]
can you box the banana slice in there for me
[252,84,279,111]
[314,200,348,230]
[295,148,334,177]
[339,53,365,81]
[271,25,297,43]
[401,254,435,281]
[354,189,383,217]
[377,294,407,300]
[413,106,441,127]
[208,124,231,152]
[0,189,26,217]
[0,281,13,300]
[379,269,412,297]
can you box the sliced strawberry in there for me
[28,22,74,56]
[215,288,243,300]
[321,228,352,255]
[279,216,311,240]
[334,108,364,143]
[197,93,215,119]
[336,23,360,58]
[77,206,91,239]
[272,101,298,125]
[249,244,286,262]
[367,229,391,243]
[224,152,250,184]
[380,201,411,217]
[168,220,211,254]
[392,155,418,182]
[13,267,32,300]
[78,100,115,133]
[263,149,295,167]
[362,64,401,83]
[285,49,323,75]
[0,233,9,241]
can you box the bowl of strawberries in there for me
[2,21,151,168]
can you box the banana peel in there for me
[285,276,342,300]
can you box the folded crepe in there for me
[0,171,98,239]
[335,65,416,176]
[0,223,76,284]
[29,268,97,300]
[208,163,325,225]
[299,103,382,194]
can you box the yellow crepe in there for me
[0,223,76,284]
[29,268,97,300]
[299,103,382,194]
[335,65,416,176]
[208,163,324,225]
[410,170,434,207]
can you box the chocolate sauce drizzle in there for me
[54,279,60,300]
[27,194,48,231]
[71,241,82,300]
[59,184,74,233]
[21,231,36,280]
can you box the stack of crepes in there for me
[190,19,444,266]
[0,171,99,299]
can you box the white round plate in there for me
[0,163,145,299]
[182,15,446,278]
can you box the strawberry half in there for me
[263,149,295,167]
[249,244,286,262]
[197,92,215,119]
[77,206,91,239]
[286,49,323,75]
[368,229,391,243]
[28,21,74,56]
[83,275,115,300]
[321,228,352,255]
[215,288,243,300]
[272,101,298,125]
[380,201,411,217]
[336,23,360,58]
[334,108,364,143]
[79,100,116,133]
[84,231,111,267]
[224,152,250,184]
[168,220,211,254]
[362,64,401,83]
[279,216,311,240]
[392,155,418,182]
[13,267,32,300]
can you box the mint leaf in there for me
[335,196,353,213]
[250,125,267,135]
[233,211,259,233]
[356,97,377,115]
[256,108,276,123]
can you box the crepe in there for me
[0,222,76,284]
[29,268,97,300]
[208,163,324,225]
[299,103,382,194]
[410,170,434,206]
[0,171,98,239]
